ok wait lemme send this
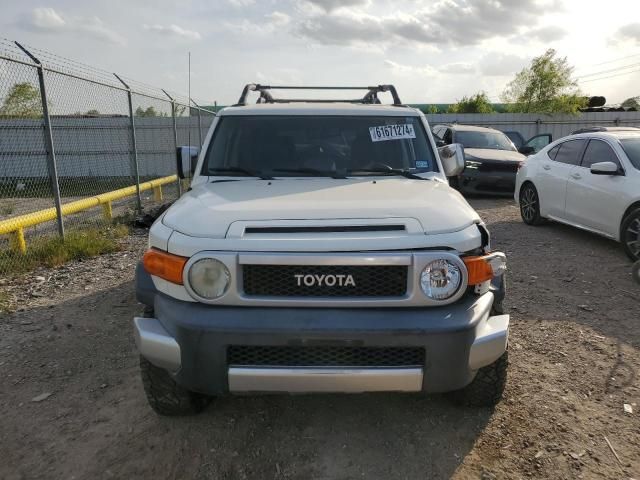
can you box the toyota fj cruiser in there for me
[134,84,509,415]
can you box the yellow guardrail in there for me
[0,175,177,254]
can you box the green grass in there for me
[0,290,11,314]
[0,202,15,216]
[0,224,129,275]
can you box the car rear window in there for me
[203,115,438,176]
[620,138,640,170]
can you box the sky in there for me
[1,0,640,106]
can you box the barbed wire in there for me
[0,38,216,111]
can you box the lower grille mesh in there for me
[228,345,425,367]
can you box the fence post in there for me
[191,99,203,147]
[162,89,181,196]
[14,41,65,239]
[113,74,142,211]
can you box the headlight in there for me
[188,258,230,299]
[420,259,462,300]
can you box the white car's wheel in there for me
[632,261,640,284]
[622,209,640,261]
[519,183,544,226]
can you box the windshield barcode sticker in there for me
[369,124,416,142]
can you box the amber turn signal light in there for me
[143,248,188,285]
[463,255,496,285]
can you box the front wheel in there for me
[519,183,544,225]
[621,209,640,261]
[139,356,211,416]
[448,351,508,407]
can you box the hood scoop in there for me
[226,218,423,239]
[244,224,406,235]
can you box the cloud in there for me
[25,7,66,31]
[303,0,370,12]
[614,22,640,44]
[479,53,528,76]
[440,62,475,74]
[527,25,567,42]
[143,24,202,40]
[266,11,291,27]
[294,0,560,47]
[384,59,436,77]
[18,7,125,45]
[228,0,255,6]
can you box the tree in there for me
[501,49,586,114]
[425,104,440,114]
[0,82,41,118]
[86,109,100,116]
[621,96,639,110]
[135,106,158,117]
[447,92,494,114]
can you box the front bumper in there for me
[458,168,517,196]
[134,289,509,396]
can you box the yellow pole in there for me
[10,228,27,254]
[102,201,113,220]
[153,185,163,201]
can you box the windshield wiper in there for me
[347,168,427,180]
[273,167,347,179]
[209,167,273,180]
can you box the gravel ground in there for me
[0,198,638,480]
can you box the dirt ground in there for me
[1,198,638,480]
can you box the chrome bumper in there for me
[228,367,423,393]
[469,314,509,370]
[133,317,181,372]
[133,311,509,393]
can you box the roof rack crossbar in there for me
[235,84,402,106]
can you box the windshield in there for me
[456,131,517,151]
[620,137,640,170]
[203,115,438,177]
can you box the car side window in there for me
[547,144,560,160]
[580,140,622,170]
[443,128,453,145]
[553,139,586,165]
[432,126,443,139]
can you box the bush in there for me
[0,224,129,275]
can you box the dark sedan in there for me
[433,124,527,196]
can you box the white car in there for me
[515,127,640,260]
[133,84,510,415]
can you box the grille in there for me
[478,160,519,173]
[242,265,408,297]
[228,346,425,367]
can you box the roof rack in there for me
[571,126,640,134]
[235,84,403,106]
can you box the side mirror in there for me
[435,138,446,148]
[438,143,465,177]
[176,146,199,179]
[518,145,535,155]
[590,161,620,175]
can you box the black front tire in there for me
[621,208,640,261]
[449,351,508,407]
[632,261,640,284]
[519,183,544,225]
[139,356,211,416]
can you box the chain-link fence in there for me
[0,39,216,273]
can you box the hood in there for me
[464,148,525,162]
[162,178,480,238]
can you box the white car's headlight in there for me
[420,259,462,300]
[188,258,230,299]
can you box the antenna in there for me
[188,51,191,148]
